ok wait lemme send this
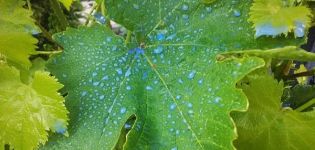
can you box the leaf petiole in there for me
[296,98,315,112]
[36,51,63,54]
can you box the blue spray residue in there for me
[255,24,288,37]
[128,47,144,59]
[294,21,305,38]
[154,45,163,54]
[54,120,66,134]
[94,13,106,24]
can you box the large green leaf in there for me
[0,63,68,150]
[0,0,38,69]
[232,70,315,150]
[43,0,313,149]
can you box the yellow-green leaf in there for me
[59,0,74,10]
[249,0,312,38]
[0,63,68,150]
[0,0,38,69]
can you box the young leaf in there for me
[0,64,68,150]
[232,70,315,150]
[249,0,312,38]
[44,0,308,149]
[59,0,74,11]
[0,0,38,69]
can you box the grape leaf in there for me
[59,0,74,10]
[0,0,38,69]
[0,63,68,150]
[249,0,312,38]
[43,1,312,149]
[44,25,265,150]
[282,85,315,109]
[232,70,315,150]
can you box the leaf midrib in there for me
[143,53,227,149]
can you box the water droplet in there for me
[142,72,148,80]
[133,4,140,9]
[171,147,178,150]
[116,68,123,75]
[198,79,203,85]
[93,81,100,86]
[81,91,87,97]
[182,4,189,11]
[233,10,241,17]
[102,75,109,80]
[176,95,182,100]
[182,14,189,20]
[166,33,176,40]
[92,72,97,77]
[294,21,305,37]
[156,33,165,41]
[125,68,131,77]
[106,37,112,42]
[176,130,180,135]
[187,103,193,108]
[188,70,196,79]
[206,7,212,13]
[120,107,127,114]
[94,13,106,24]
[99,95,105,100]
[178,78,184,84]
[200,13,205,19]
[125,123,132,129]
[54,120,66,134]
[214,97,222,103]
[188,110,194,114]
[146,86,153,91]
[154,46,163,54]
[170,103,176,110]
[126,86,132,90]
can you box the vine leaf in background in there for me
[249,0,312,38]
[59,0,74,10]
[0,0,38,69]
[232,70,315,150]
[282,84,315,109]
[43,0,314,149]
[0,64,68,150]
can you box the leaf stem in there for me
[296,98,315,112]
[36,51,63,54]
[100,0,111,28]
[286,69,315,79]
[85,3,98,25]
[50,0,68,30]
[26,0,31,11]
[35,22,55,43]
[125,31,132,45]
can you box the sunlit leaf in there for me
[59,0,74,11]
[249,0,312,38]
[0,0,38,69]
[0,63,68,150]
